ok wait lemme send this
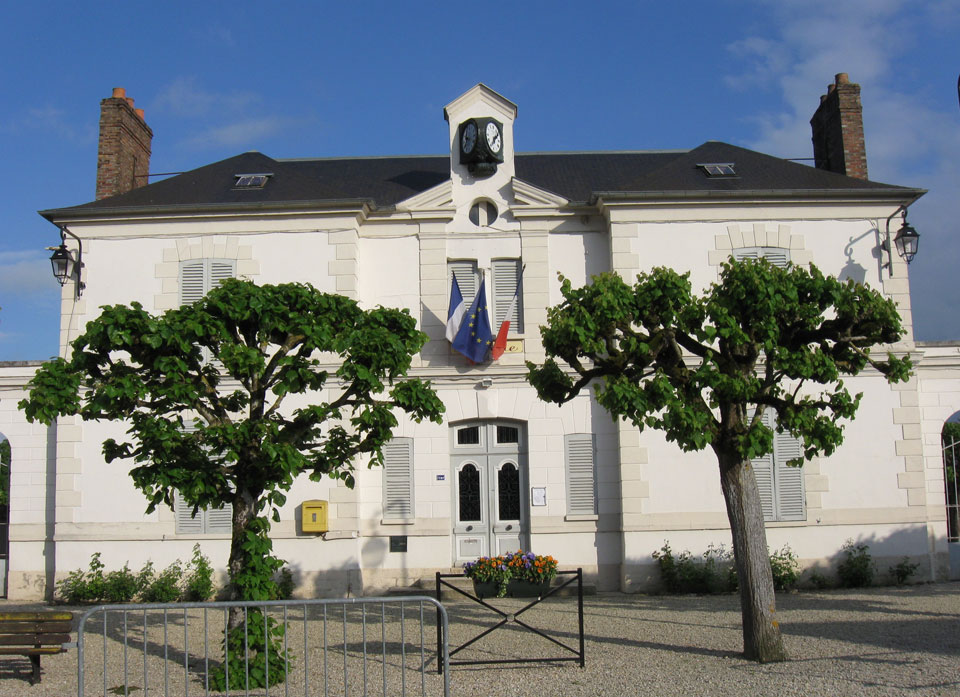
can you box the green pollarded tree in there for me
[20,279,444,606]
[527,259,911,662]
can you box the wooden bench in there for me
[0,611,73,684]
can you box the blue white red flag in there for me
[446,275,466,342]
[452,278,493,363]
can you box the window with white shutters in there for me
[175,491,232,535]
[448,261,478,307]
[179,259,236,366]
[732,247,791,268]
[179,259,236,306]
[565,434,597,517]
[749,410,806,522]
[173,424,232,535]
[382,438,414,522]
[448,259,523,335]
[492,258,522,333]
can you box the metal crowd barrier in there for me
[76,596,450,697]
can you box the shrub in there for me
[103,564,140,603]
[143,561,184,603]
[184,544,216,601]
[889,557,920,586]
[273,567,295,600]
[56,552,107,603]
[837,540,874,588]
[769,545,800,591]
[652,542,736,594]
[808,570,832,590]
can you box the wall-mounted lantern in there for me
[48,226,84,297]
[884,205,920,275]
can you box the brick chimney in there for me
[95,87,153,200]
[810,73,868,180]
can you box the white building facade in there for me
[1,78,958,600]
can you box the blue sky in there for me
[1,1,958,359]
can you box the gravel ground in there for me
[0,582,957,696]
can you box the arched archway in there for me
[942,414,960,544]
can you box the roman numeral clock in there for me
[458,117,504,176]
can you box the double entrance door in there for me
[452,421,528,563]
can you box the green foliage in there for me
[209,610,291,691]
[528,262,910,463]
[142,561,184,603]
[768,545,800,591]
[528,260,911,659]
[273,567,295,600]
[56,552,106,603]
[652,542,737,594]
[808,570,833,590]
[889,557,920,585]
[837,540,875,588]
[57,552,217,604]
[103,564,141,603]
[184,544,215,602]
[19,280,444,615]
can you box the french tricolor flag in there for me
[446,275,466,342]
[491,276,521,360]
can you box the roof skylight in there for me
[697,163,737,177]
[234,173,272,189]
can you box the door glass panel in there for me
[457,427,480,446]
[496,425,519,444]
[498,462,520,520]
[459,464,481,521]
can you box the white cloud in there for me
[153,77,261,118]
[727,1,960,339]
[183,117,289,149]
[0,250,58,295]
[0,105,96,144]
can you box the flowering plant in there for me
[463,551,558,597]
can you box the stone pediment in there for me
[395,179,454,212]
[511,178,569,208]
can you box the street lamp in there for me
[48,226,84,297]
[884,206,921,275]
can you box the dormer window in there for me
[697,163,737,177]
[233,173,272,189]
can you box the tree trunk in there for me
[227,487,259,630]
[717,450,788,662]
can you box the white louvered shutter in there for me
[210,260,235,290]
[179,259,236,365]
[565,434,597,516]
[733,247,791,268]
[175,422,233,535]
[449,261,478,306]
[750,410,776,521]
[774,429,805,521]
[382,438,414,520]
[179,260,206,306]
[492,259,522,332]
[204,504,233,534]
[175,491,204,535]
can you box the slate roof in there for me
[41,141,922,220]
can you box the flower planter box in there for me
[473,578,550,599]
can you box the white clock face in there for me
[461,122,477,154]
[485,122,501,153]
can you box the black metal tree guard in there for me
[434,568,585,673]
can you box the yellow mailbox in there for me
[301,500,328,533]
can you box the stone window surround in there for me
[154,236,259,312]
